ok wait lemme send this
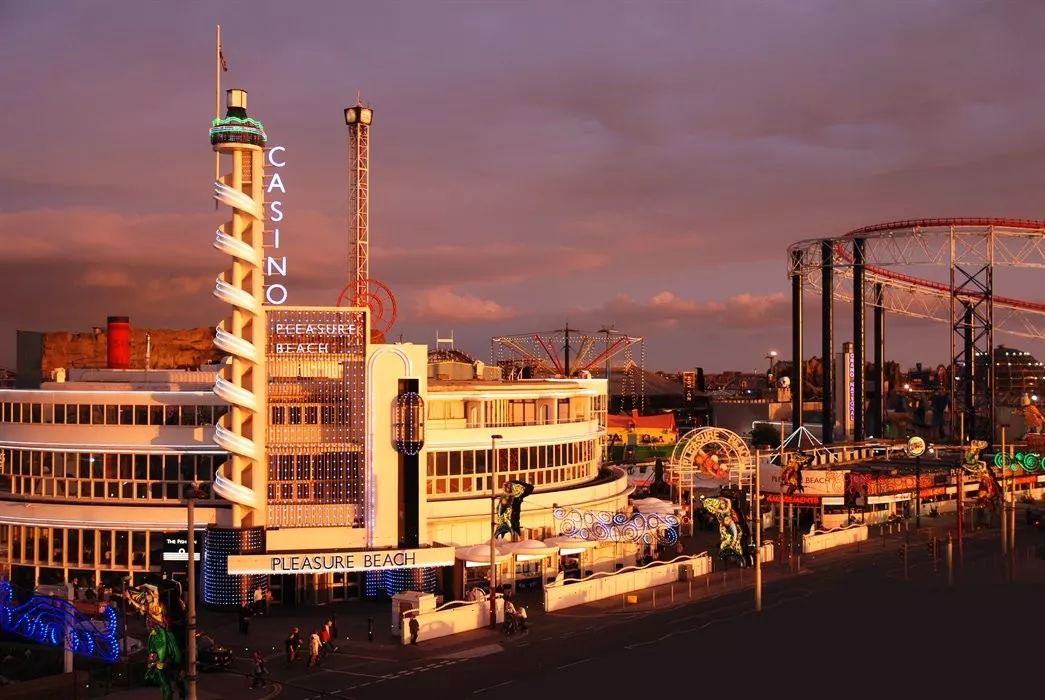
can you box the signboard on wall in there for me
[226,546,455,575]
[758,460,847,496]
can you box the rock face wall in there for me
[39,326,221,373]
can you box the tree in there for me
[750,423,780,448]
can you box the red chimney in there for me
[107,316,130,369]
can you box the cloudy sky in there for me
[2,0,1044,372]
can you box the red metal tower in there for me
[345,97,372,305]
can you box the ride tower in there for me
[345,98,372,306]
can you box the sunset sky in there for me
[2,1,1045,372]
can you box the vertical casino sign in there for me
[265,145,289,305]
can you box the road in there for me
[246,525,1043,699]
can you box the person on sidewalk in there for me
[329,614,339,640]
[516,605,528,633]
[408,616,420,645]
[249,650,268,689]
[285,626,302,666]
[308,629,321,668]
[252,587,264,616]
[238,603,252,635]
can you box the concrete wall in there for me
[400,597,504,644]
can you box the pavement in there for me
[93,502,1043,698]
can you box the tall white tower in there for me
[344,99,373,305]
[209,88,269,529]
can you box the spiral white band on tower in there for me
[211,180,263,511]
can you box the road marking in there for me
[473,680,514,694]
[439,644,504,659]
[624,640,656,650]
[320,668,389,678]
[557,657,592,670]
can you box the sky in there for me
[2,0,1045,373]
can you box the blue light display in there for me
[202,526,267,607]
[0,580,120,663]
[364,567,437,597]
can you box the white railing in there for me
[801,523,869,553]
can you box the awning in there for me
[543,535,599,556]
[500,539,559,561]
[454,544,513,567]
[631,497,678,515]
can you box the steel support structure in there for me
[852,239,866,441]
[820,240,834,444]
[873,282,885,438]
[949,227,995,443]
[348,109,370,304]
[791,250,804,434]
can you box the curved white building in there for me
[0,339,630,604]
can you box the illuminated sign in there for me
[268,314,366,355]
[265,145,289,305]
[162,533,200,562]
[226,547,455,575]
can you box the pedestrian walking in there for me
[503,598,517,635]
[408,616,420,645]
[252,587,264,616]
[284,626,302,666]
[249,650,268,689]
[329,613,339,640]
[238,603,252,635]
[308,630,321,668]
[516,605,528,633]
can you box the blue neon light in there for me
[0,580,120,663]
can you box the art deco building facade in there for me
[0,333,625,604]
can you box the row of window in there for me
[425,439,597,498]
[0,449,221,502]
[427,463,593,496]
[0,524,164,570]
[0,402,228,427]
[426,440,595,476]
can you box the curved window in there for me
[425,438,598,498]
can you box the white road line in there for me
[320,668,390,678]
[557,657,592,670]
[473,680,515,694]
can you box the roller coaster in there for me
[786,218,1045,443]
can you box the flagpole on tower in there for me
[214,25,223,208]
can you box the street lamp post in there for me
[765,351,778,390]
[184,483,207,700]
[754,450,762,612]
[489,434,503,630]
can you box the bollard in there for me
[652,589,656,609]
[689,579,692,599]
[903,543,908,580]
[946,534,953,589]
[797,554,801,572]
[671,584,675,603]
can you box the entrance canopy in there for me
[543,535,599,556]
[499,539,559,561]
[454,544,512,567]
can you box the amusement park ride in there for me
[335,96,398,339]
[788,219,1045,444]
[492,325,647,412]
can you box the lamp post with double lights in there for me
[489,434,503,630]
[184,482,208,700]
